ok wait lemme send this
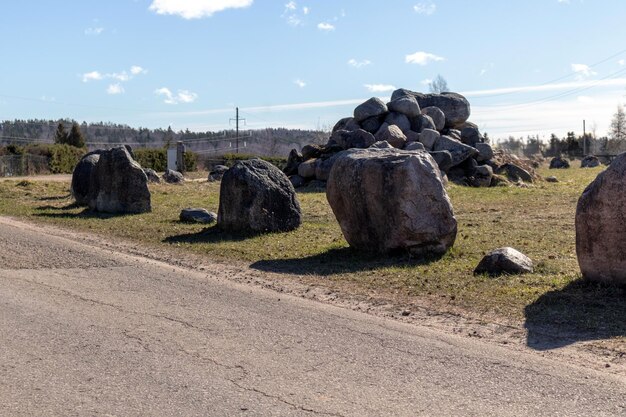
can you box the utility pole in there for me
[230,107,246,154]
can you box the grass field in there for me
[0,165,624,343]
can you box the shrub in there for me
[221,153,287,170]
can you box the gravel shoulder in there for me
[2,215,624,377]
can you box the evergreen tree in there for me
[66,122,86,148]
[609,104,626,141]
[53,122,68,144]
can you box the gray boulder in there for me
[283,150,304,176]
[298,159,317,179]
[370,140,394,149]
[387,95,420,118]
[404,141,425,151]
[433,135,479,167]
[218,159,302,233]
[375,123,407,149]
[315,152,346,181]
[163,169,185,184]
[385,112,412,134]
[405,130,421,143]
[475,143,494,163]
[549,157,570,169]
[208,165,229,182]
[331,129,376,150]
[460,126,482,147]
[301,144,323,160]
[144,168,161,184]
[576,153,626,285]
[71,151,102,206]
[332,117,360,133]
[421,107,446,131]
[410,114,436,133]
[581,155,600,168]
[87,146,151,214]
[360,116,384,134]
[472,165,493,187]
[496,163,533,183]
[545,176,559,183]
[354,97,388,123]
[428,151,454,173]
[419,129,440,151]
[326,148,457,256]
[289,174,306,188]
[180,208,217,224]
[474,247,534,276]
[391,89,471,128]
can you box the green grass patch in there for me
[1,164,624,343]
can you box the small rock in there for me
[375,123,407,149]
[208,165,229,182]
[387,95,420,118]
[405,142,425,151]
[289,174,306,188]
[143,168,161,184]
[163,169,185,184]
[474,247,534,276]
[354,97,388,122]
[180,208,217,224]
[581,155,600,168]
[421,106,446,131]
[549,156,570,169]
[545,176,559,183]
[419,129,440,151]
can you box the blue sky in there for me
[1,0,626,140]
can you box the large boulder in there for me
[331,129,376,150]
[218,159,302,233]
[421,107,445,132]
[433,135,479,167]
[474,247,534,276]
[428,151,454,173]
[387,95,420,118]
[391,89,471,128]
[332,117,360,133]
[581,155,600,168]
[326,148,457,256]
[576,153,626,285]
[354,98,388,123]
[315,152,346,181]
[71,151,102,206]
[549,156,570,169]
[298,159,317,179]
[374,123,407,149]
[419,129,440,151]
[475,143,494,163]
[87,146,151,214]
[385,112,412,134]
[410,114,436,133]
[460,126,482,147]
[360,116,384,134]
[496,163,533,183]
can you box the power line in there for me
[229,107,246,154]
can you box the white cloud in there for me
[107,84,125,95]
[294,79,307,88]
[149,0,253,19]
[480,62,495,77]
[577,95,595,104]
[302,6,309,14]
[364,84,396,93]
[571,63,597,79]
[405,51,445,66]
[84,27,104,36]
[421,78,432,86]
[155,87,198,104]
[348,59,372,69]
[413,2,436,15]
[82,71,103,82]
[317,22,335,31]
[282,1,303,26]
[130,65,147,75]
[109,71,130,82]
[557,0,570,3]
[285,1,297,10]
[619,59,625,66]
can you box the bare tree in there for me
[609,104,626,141]
[428,75,449,93]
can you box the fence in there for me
[0,154,50,177]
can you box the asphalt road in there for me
[1,218,625,416]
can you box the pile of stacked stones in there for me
[284,88,534,188]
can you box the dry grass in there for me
[1,165,624,343]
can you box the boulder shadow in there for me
[35,208,138,219]
[524,279,626,350]
[37,194,72,201]
[163,225,261,244]
[251,248,444,276]
[36,202,82,211]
